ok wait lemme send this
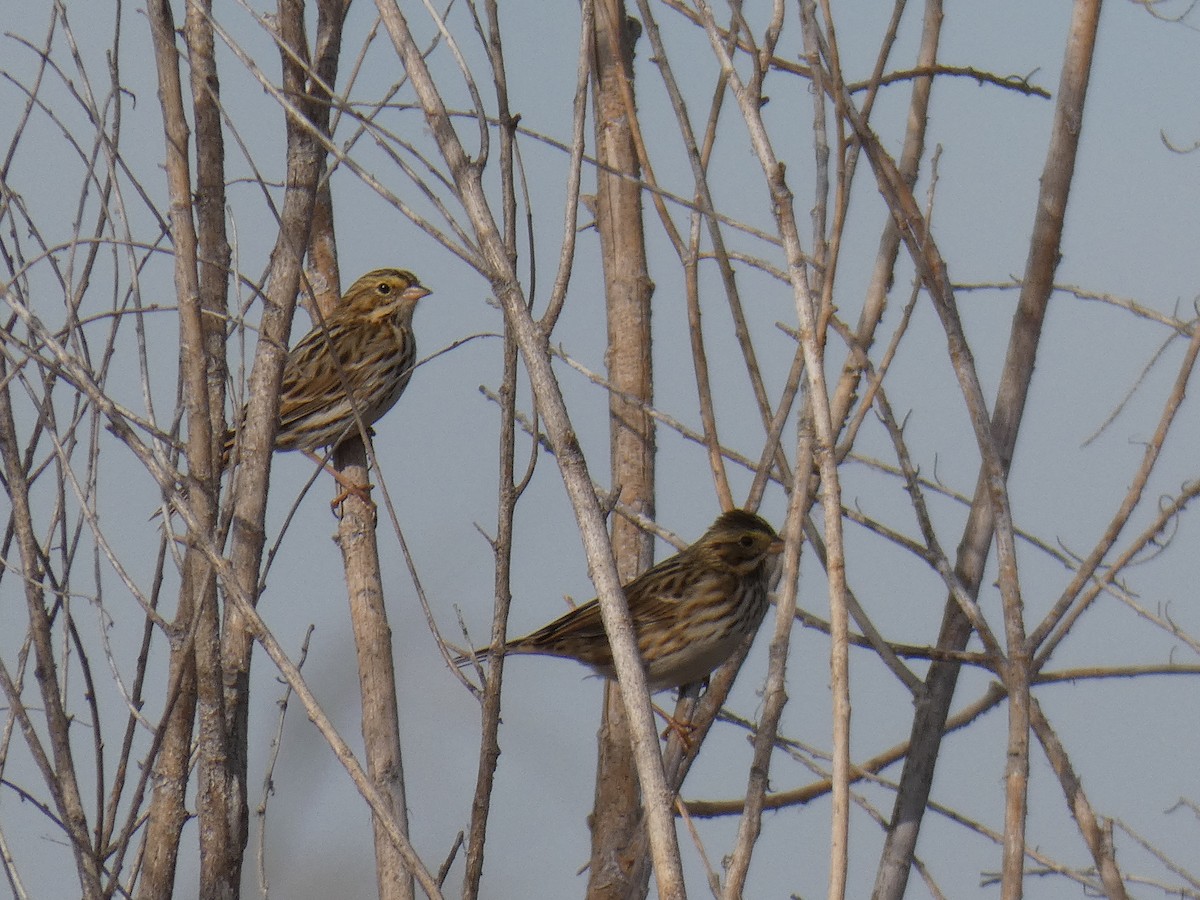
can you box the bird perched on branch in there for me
[225,267,431,505]
[457,509,784,692]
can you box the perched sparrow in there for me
[225,268,430,504]
[459,509,784,691]
[228,268,430,459]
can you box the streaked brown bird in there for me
[225,268,430,501]
[458,509,784,692]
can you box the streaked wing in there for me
[529,549,698,647]
[514,598,608,651]
[624,552,695,623]
[275,323,347,431]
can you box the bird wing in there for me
[534,553,696,642]
[499,551,698,661]
[275,324,347,431]
[515,597,608,650]
[624,553,693,627]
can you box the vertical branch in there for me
[464,308,520,900]
[594,3,655,571]
[587,1,658,897]
[999,652,1030,900]
[462,1,526,895]
[633,0,791,489]
[305,0,351,314]
[336,451,415,900]
[140,3,209,894]
[303,5,350,313]
[643,0,737,506]
[373,3,685,894]
[995,8,1107,890]
[0,293,446,896]
[722,418,813,898]
[828,0,939,435]
[329,304,417,900]
[1028,699,1128,899]
[182,1,240,895]
[870,1,1103,897]
[220,0,328,882]
[0,360,102,897]
[693,3,850,895]
[187,0,232,464]
[286,3,419,897]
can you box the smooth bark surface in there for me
[587,2,658,897]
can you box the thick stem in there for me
[220,1,328,887]
[183,1,239,894]
[586,2,658,897]
[335,439,414,900]
[373,2,686,894]
[141,2,215,894]
[870,2,1103,896]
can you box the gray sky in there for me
[2,1,1199,897]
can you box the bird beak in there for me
[403,284,432,302]
[768,538,785,555]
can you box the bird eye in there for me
[739,535,755,548]
[376,282,393,295]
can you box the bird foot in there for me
[329,477,375,515]
[652,702,697,749]
[303,449,376,515]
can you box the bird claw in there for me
[653,702,698,750]
[330,480,375,515]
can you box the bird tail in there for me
[451,646,487,670]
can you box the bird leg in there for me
[329,480,375,514]
[302,450,374,512]
[652,701,698,749]
[654,680,706,748]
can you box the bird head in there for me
[698,509,785,575]
[341,268,431,325]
